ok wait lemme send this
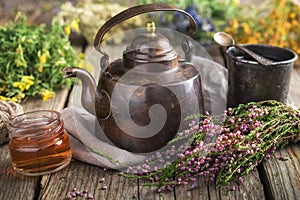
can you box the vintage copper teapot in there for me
[62,4,205,153]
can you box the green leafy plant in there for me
[0,13,82,102]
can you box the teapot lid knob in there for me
[145,21,156,36]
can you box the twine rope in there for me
[0,100,23,145]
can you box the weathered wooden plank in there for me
[22,88,70,112]
[174,170,265,200]
[0,88,70,200]
[38,160,138,200]
[139,179,175,200]
[137,164,265,200]
[106,170,138,200]
[259,144,300,200]
[174,178,210,200]
[217,171,265,200]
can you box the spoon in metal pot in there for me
[214,32,275,65]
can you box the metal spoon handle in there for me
[232,45,274,66]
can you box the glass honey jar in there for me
[7,110,72,176]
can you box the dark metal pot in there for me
[62,4,205,153]
[226,44,297,108]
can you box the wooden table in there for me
[0,46,299,200]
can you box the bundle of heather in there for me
[124,100,300,192]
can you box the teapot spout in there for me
[62,67,110,118]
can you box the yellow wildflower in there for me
[38,65,43,73]
[13,76,35,91]
[0,93,25,102]
[0,95,9,101]
[241,22,251,34]
[64,25,71,36]
[26,39,33,44]
[3,95,18,102]
[247,36,258,44]
[78,52,85,60]
[13,82,25,91]
[292,19,299,26]
[16,92,25,99]
[77,60,83,68]
[39,54,47,64]
[70,19,80,32]
[42,89,55,101]
[16,43,24,54]
[11,97,18,102]
[21,76,35,90]
[289,12,296,19]
[231,19,239,30]
[279,0,285,7]
[38,50,47,64]
[224,27,232,33]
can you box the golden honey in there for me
[8,110,71,176]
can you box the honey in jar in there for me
[7,110,72,176]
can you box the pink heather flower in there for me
[194,124,199,130]
[178,153,184,158]
[263,108,269,115]
[229,117,235,123]
[199,140,204,149]
[241,124,248,132]
[231,185,236,191]
[239,177,244,185]
[189,120,196,127]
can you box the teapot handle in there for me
[94,4,197,52]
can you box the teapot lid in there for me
[123,21,178,68]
